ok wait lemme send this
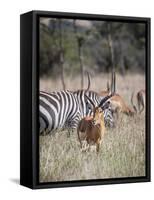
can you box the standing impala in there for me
[131,89,145,113]
[137,89,145,113]
[77,94,113,153]
[77,73,116,153]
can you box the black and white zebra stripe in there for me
[73,90,114,128]
[40,90,79,133]
[39,90,114,134]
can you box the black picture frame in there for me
[20,10,151,189]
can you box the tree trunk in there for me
[107,23,115,73]
[73,20,84,89]
[78,43,84,89]
[118,38,125,75]
[107,23,116,92]
[58,19,66,90]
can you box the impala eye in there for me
[92,120,96,125]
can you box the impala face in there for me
[93,107,104,125]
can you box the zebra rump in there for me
[40,90,80,134]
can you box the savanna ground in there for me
[39,73,145,182]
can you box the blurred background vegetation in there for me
[39,18,146,81]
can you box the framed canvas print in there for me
[20,10,151,189]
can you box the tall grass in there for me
[39,74,145,182]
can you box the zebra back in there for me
[39,89,114,134]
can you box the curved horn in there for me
[85,94,95,109]
[98,94,113,107]
[131,92,137,113]
[113,71,116,94]
[85,71,90,92]
[107,81,110,92]
[110,71,116,94]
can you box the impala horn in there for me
[85,71,91,92]
[85,94,95,109]
[131,92,137,113]
[110,71,116,95]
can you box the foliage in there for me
[39,18,146,77]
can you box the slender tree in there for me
[107,22,116,92]
[73,20,85,89]
[118,37,125,75]
[58,19,66,90]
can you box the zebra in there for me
[39,89,115,135]
[40,90,80,133]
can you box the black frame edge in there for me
[29,10,151,22]
[33,177,150,189]
[145,17,151,181]
[20,11,33,189]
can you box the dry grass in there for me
[39,73,145,182]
